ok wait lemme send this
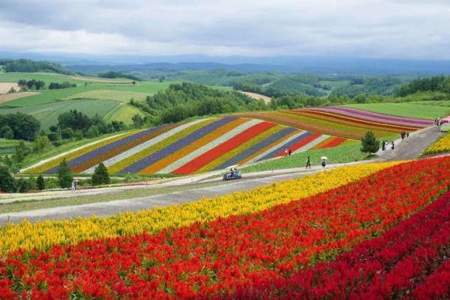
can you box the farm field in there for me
[345,101,450,119]
[239,105,430,139]
[423,132,450,155]
[0,72,176,128]
[0,138,28,155]
[24,116,348,175]
[1,157,449,297]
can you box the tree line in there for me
[0,59,72,74]
[17,79,76,91]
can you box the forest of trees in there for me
[0,113,40,141]
[133,82,267,124]
[395,76,450,97]
[0,59,72,74]
[98,71,141,81]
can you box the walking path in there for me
[377,126,443,161]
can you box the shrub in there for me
[361,131,380,154]
[0,166,15,193]
[36,175,45,190]
[57,159,73,189]
[92,162,110,186]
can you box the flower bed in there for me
[1,158,449,297]
[0,162,394,257]
[173,121,275,174]
[236,189,450,299]
[424,132,450,155]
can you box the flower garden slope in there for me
[424,132,450,155]
[0,162,395,256]
[237,188,450,299]
[1,157,449,297]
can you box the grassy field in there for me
[0,72,177,129]
[0,138,29,155]
[345,102,450,119]
[243,141,367,173]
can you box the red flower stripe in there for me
[314,136,347,149]
[174,121,275,174]
[234,189,450,299]
[1,157,450,298]
[282,132,322,154]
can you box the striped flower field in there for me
[240,106,432,139]
[25,116,347,175]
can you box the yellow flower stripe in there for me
[108,118,215,174]
[27,131,139,174]
[0,161,399,256]
[198,124,292,172]
[424,132,450,155]
[139,118,248,174]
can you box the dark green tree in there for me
[0,166,16,192]
[91,162,110,186]
[57,159,73,188]
[13,141,30,163]
[0,125,14,139]
[36,175,45,190]
[361,131,380,154]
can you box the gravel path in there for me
[377,126,443,161]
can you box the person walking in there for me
[71,179,76,192]
[391,141,395,150]
[382,140,386,151]
[288,149,292,156]
[305,156,311,169]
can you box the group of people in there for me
[284,148,292,156]
[304,155,327,169]
[381,140,396,151]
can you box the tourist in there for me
[382,140,386,151]
[305,156,311,169]
[391,141,395,150]
[288,149,292,156]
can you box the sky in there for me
[0,0,449,60]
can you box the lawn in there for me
[65,89,150,102]
[243,140,367,173]
[345,102,450,119]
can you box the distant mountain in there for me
[68,57,450,76]
[1,51,450,75]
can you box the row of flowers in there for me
[25,130,134,174]
[296,109,418,133]
[145,117,250,174]
[313,106,432,128]
[240,111,395,139]
[213,126,297,170]
[0,162,395,257]
[174,121,275,174]
[236,187,450,299]
[424,132,450,155]
[1,158,447,298]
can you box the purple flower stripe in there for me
[322,107,432,127]
[120,116,237,174]
[257,131,312,162]
[45,126,166,174]
[215,127,297,170]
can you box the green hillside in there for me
[0,72,177,129]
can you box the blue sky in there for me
[0,0,449,59]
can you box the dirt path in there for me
[377,126,443,161]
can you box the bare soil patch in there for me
[241,91,272,104]
[0,82,20,94]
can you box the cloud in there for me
[0,0,449,59]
